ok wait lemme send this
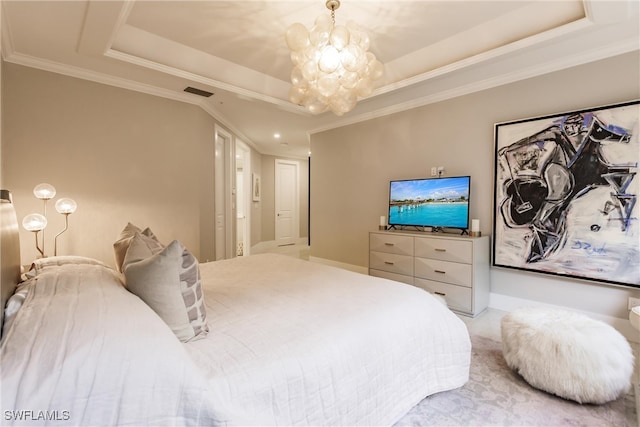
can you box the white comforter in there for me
[1,254,471,426]
[187,254,471,426]
[0,261,220,426]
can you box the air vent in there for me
[184,86,213,97]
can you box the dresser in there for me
[369,231,490,317]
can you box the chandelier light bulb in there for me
[55,198,78,214]
[286,0,383,116]
[33,183,56,200]
[22,213,48,232]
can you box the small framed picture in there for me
[252,173,261,202]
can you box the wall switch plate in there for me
[431,167,437,176]
[629,297,640,310]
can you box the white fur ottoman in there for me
[501,307,634,404]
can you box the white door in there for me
[275,159,299,246]
[214,126,235,260]
[235,140,251,256]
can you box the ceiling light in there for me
[274,133,281,139]
[286,0,383,116]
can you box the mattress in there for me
[186,253,471,425]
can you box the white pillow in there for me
[123,237,208,342]
[2,283,30,339]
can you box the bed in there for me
[0,190,471,426]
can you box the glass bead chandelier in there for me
[285,0,384,116]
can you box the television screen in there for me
[388,176,470,230]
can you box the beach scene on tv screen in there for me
[389,177,469,228]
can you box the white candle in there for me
[380,215,386,226]
[471,219,480,232]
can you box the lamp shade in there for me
[55,198,77,214]
[22,213,47,232]
[33,183,56,200]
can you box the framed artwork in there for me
[252,173,261,202]
[493,100,640,288]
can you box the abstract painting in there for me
[493,100,639,288]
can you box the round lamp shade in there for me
[33,183,56,200]
[55,198,77,214]
[22,213,48,232]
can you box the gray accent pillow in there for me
[123,237,208,342]
[122,232,165,268]
[113,223,160,272]
[113,222,142,272]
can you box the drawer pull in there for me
[384,261,395,265]
[434,270,446,274]
[384,243,395,246]
[435,248,446,252]
[434,292,446,296]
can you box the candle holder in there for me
[379,225,388,230]
[470,231,482,237]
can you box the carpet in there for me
[395,335,637,427]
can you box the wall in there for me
[1,62,234,266]
[260,155,309,242]
[310,51,640,320]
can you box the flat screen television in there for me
[388,176,470,231]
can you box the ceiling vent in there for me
[184,86,213,97]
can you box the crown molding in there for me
[309,37,640,135]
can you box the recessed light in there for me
[274,133,281,139]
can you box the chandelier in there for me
[285,0,383,116]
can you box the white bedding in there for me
[1,254,471,426]
[0,262,220,426]
[186,253,471,426]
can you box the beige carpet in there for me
[395,335,636,427]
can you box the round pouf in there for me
[501,307,634,404]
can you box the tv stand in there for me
[369,230,490,317]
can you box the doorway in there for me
[275,159,299,246]
[235,140,251,256]
[214,125,235,260]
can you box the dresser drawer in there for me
[369,268,414,285]
[370,233,414,256]
[414,278,472,313]
[370,251,413,276]
[414,237,472,264]
[414,257,472,287]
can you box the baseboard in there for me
[490,293,639,344]
[308,256,368,274]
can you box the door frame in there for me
[214,125,235,260]
[235,139,251,256]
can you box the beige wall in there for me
[310,51,640,319]
[1,62,249,266]
[260,155,309,242]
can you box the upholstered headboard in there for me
[1,190,21,335]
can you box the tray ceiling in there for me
[2,1,638,158]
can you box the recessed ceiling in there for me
[2,1,638,158]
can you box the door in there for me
[275,159,299,246]
[214,126,235,260]
[235,139,251,256]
